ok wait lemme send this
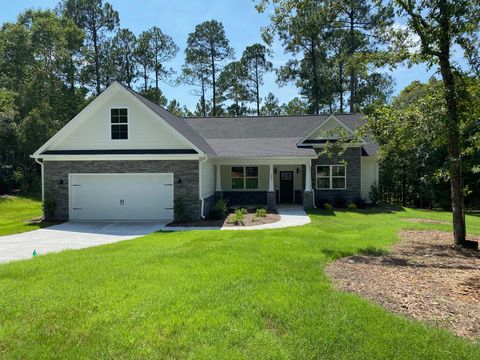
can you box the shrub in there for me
[333,196,346,208]
[323,202,334,210]
[210,199,228,219]
[229,208,246,225]
[43,193,56,220]
[354,198,367,209]
[347,203,357,210]
[174,196,187,222]
[240,208,248,215]
[255,207,267,218]
[369,184,381,205]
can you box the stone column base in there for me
[267,191,276,210]
[303,191,313,209]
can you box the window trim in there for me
[230,166,259,190]
[315,164,347,190]
[109,106,130,141]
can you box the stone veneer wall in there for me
[311,147,362,205]
[43,160,200,221]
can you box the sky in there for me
[1,0,442,110]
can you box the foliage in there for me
[255,207,267,218]
[185,20,234,116]
[347,203,357,210]
[43,193,57,220]
[323,202,333,210]
[261,92,281,115]
[228,208,246,225]
[174,196,187,222]
[210,198,228,219]
[217,61,250,116]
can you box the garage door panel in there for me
[69,173,174,220]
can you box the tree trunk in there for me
[255,61,260,116]
[339,60,344,113]
[311,40,319,114]
[201,76,206,117]
[92,25,101,95]
[349,12,355,113]
[143,66,148,91]
[211,49,217,116]
[437,1,467,246]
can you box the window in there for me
[316,165,346,189]
[111,108,128,140]
[231,166,258,189]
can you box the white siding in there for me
[307,117,352,140]
[51,86,192,151]
[361,157,379,202]
[200,159,215,198]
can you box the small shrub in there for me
[333,196,346,208]
[210,199,228,219]
[228,209,246,225]
[369,184,381,205]
[174,196,187,222]
[255,207,267,218]
[347,203,357,210]
[43,193,56,220]
[240,208,248,215]
[323,202,334,210]
[354,198,367,209]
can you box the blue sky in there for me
[1,0,441,110]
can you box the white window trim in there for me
[315,164,347,190]
[109,106,130,141]
[231,166,259,190]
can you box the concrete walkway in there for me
[0,221,167,263]
[165,205,311,231]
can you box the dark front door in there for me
[279,171,294,203]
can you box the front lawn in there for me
[0,207,479,358]
[0,195,49,236]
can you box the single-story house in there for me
[32,82,379,221]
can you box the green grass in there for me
[0,205,479,358]
[0,195,52,236]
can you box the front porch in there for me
[213,158,315,210]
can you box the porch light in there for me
[58,179,64,185]
[177,177,182,187]
[296,167,300,175]
[274,168,277,175]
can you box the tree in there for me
[58,0,119,95]
[390,0,480,247]
[136,30,153,91]
[282,97,309,115]
[186,20,234,116]
[217,61,250,116]
[109,28,137,88]
[241,44,272,115]
[180,51,211,116]
[261,92,281,115]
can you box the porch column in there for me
[267,164,276,210]
[303,163,314,208]
[305,164,312,191]
[216,165,222,192]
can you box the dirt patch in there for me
[404,218,450,225]
[167,210,280,228]
[326,230,480,339]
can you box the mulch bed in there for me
[326,230,480,339]
[167,209,280,228]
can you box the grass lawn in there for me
[0,202,479,358]
[0,195,52,236]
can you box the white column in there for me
[216,165,222,192]
[268,164,274,192]
[305,163,312,191]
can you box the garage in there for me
[69,173,174,220]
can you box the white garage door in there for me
[69,173,174,220]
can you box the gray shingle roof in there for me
[117,83,377,157]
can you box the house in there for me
[31,82,379,221]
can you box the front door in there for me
[279,171,294,203]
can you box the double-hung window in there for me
[231,166,258,189]
[111,108,128,140]
[316,165,346,189]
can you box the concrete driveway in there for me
[0,221,167,263]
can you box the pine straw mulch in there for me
[326,230,480,340]
[404,217,451,225]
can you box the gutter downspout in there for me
[309,160,317,209]
[199,156,208,219]
[34,158,45,218]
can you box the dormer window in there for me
[111,108,128,140]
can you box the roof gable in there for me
[33,82,214,157]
